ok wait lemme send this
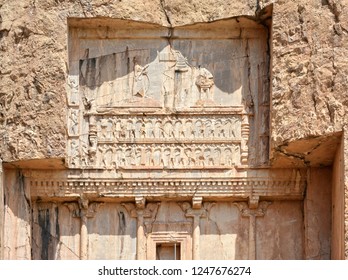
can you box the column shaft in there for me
[192,216,200,260]
[137,213,145,260]
[248,215,256,260]
[80,213,88,260]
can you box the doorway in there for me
[156,243,181,260]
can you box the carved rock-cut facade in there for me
[0,2,345,260]
[27,18,304,260]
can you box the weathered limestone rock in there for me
[0,0,347,260]
[344,129,348,259]
[271,0,348,162]
[3,170,31,259]
[159,0,261,26]
[0,160,3,259]
[0,0,166,162]
[305,167,332,259]
[1,1,347,163]
[0,0,274,163]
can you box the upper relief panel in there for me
[67,19,270,176]
[78,40,241,112]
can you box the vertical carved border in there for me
[67,75,79,107]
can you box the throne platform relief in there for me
[60,18,284,199]
[67,45,256,174]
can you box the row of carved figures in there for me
[70,141,240,168]
[95,116,241,141]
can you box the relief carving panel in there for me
[66,21,269,176]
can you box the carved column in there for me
[234,201,271,260]
[180,198,214,260]
[136,210,145,259]
[135,197,147,260]
[188,211,201,260]
[123,197,159,260]
[88,115,98,165]
[80,208,88,260]
[240,113,250,165]
[65,198,103,260]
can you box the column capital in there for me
[135,196,146,209]
[192,196,203,209]
[122,201,160,219]
[234,201,271,217]
[64,197,103,218]
[122,200,160,260]
[179,201,215,219]
[248,195,260,209]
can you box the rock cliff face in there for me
[0,0,166,162]
[0,0,347,259]
[1,0,347,165]
[271,0,348,167]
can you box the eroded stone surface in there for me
[271,0,348,155]
[0,1,347,260]
[305,168,332,259]
[256,201,303,260]
[1,1,347,164]
[0,0,265,162]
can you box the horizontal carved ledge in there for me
[97,139,242,144]
[74,26,267,40]
[88,107,246,116]
[69,166,239,171]
[29,178,305,199]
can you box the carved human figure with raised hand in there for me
[133,63,149,98]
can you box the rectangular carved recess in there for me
[54,18,285,201]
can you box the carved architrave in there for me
[30,177,306,201]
